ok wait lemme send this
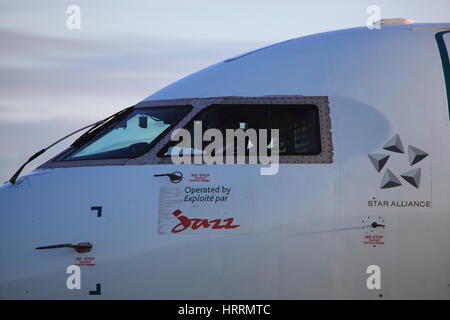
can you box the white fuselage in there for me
[0,23,449,299]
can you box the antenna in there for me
[377,18,415,26]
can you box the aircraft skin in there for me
[0,22,449,299]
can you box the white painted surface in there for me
[0,23,449,299]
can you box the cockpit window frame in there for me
[157,103,323,158]
[39,96,333,169]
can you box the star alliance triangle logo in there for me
[368,134,429,189]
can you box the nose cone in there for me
[0,170,55,296]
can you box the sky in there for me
[0,0,449,182]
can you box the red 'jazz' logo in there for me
[171,209,240,233]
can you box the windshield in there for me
[64,107,190,160]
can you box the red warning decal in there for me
[75,256,96,266]
[364,235,384,246]
[190,173,210,182]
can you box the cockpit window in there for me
[63,107,190,160]
[162,104,321,157]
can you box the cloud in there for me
[0,28,266,118]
